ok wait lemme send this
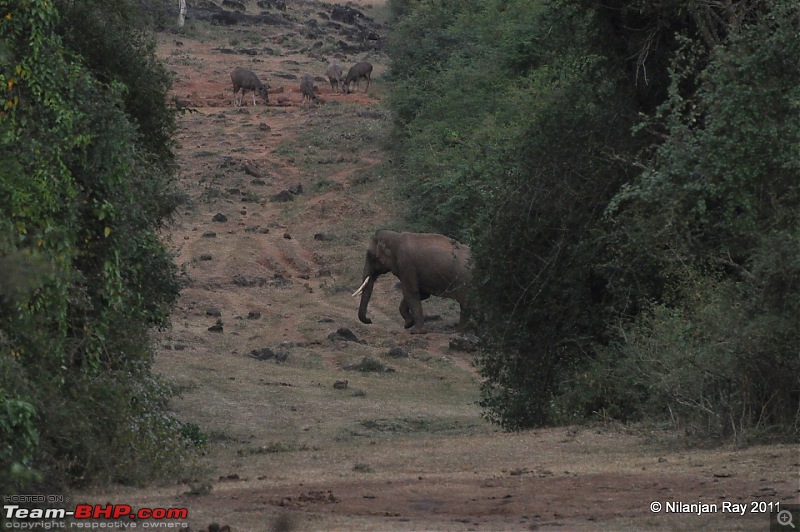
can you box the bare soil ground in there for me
[78,1,799,530]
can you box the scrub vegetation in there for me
[387,0,800,440]
[0,0,191,491]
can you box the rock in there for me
[251,178,267,186]
[271,190,294,202]
[212,213,228,223]
[288,183,304,195]
[199,253,213,261]
[274,349,289,363]
[247,311,261,320]
[257,0,285,9]
[208,319,224,333]
[206,307,222,317]
[314,232,333,241]
[283,232,291,240]
[331,4,366,24]
[449,333,479,352]
[333,380,348,389]
[388,346,409,358]
[202,231,217,238]
[328,327,361,343]
[244,163,261,177]
[222,0,245,12]
[249,347,275,361]
[258,123,271,132]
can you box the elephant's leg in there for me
[403,291,427,334]
[399,298,415,329]
[405,294,430,334]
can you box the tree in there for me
[387,0,800,440]
[0,0,189,489]
[178,0,186,27]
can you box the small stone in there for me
[328,327,360,343]
[271,190,294,202]
[212,213,228,223]
[449,333,479,352]
[199,253,213,261]
[206,307,222,317]
[283,232,291,239]
[244,163,261,177]
[333,380,348,389]
[249,348,275,361]
[202,231,217,238]
[388,346,409,358]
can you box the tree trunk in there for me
[177,0,186,27]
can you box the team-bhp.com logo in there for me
[5,504,189,527]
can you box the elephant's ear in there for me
[376,238,392,268]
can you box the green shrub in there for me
[0,0,190,489]
[387,0,800,441]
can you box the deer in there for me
[325,61,344,93]
[343,62,373,94]
[300,74,319,104]
[230,67,269,107]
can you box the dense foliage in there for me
[387,0,799,440]
[0,0,187,490]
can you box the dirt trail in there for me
[76,2,799,531]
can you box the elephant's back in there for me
[399,232,470,255]
[398,233,471,293]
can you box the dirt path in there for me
[77,2,799,531]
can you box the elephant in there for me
[352,230,471,334]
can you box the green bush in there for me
[387,0,800,440]
[0,0,190,489]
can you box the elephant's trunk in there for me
[357,276,376,324]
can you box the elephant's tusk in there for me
[352,277,370,297]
